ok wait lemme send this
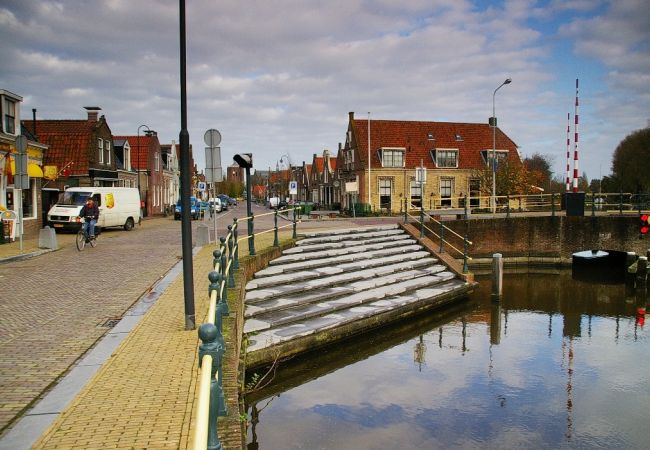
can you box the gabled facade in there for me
[160,142,180,207]
[310,150,339,207]
[1,89,48,239]
[112,138,138,189]
[114,131,164,217]
[339,111,521,212]
[31,107,116,192]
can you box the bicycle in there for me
[76,218,97,251]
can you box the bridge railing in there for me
[404,200,472,273]
[193,221,240,450]
[408,192,647,218]
[193,207,303,449]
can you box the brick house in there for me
[310,150,338,208]
[114,132,164,217]
[337,111,521,213]
[1,89,48,240]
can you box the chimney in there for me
[83,106,101,122]
[32,108,37,140]
[349,111,354,121]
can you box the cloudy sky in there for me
[1,0,648,181]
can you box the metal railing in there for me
[403,199,472,273]
[193,206,302,449]
[414,192,647,217]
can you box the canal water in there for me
[245,270,649,449]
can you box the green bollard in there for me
[419,207,424,238]
[292,206,297,239]
[551,192,555,217]
[273,210,279,247]
[212,250,221,270]
[404,199,407,223]
[232,218,239,270]
[439,219,445,253]
[506,194,510,219]
[249,213,256,256]
[591,192,596,217]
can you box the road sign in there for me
[205,167,223,183]
[198,181,206,192]
[203,129,221,147]
[289,181,298,195]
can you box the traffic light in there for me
[641,214,649,235]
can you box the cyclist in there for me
[79,197,99,239]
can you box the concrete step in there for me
[245,264,448,318]
[245,279,469,355]
[283,233,412,255]
[271,237,418,264]
[244,269,455,333]
[246,250,434,291]
[300,224,398,239]
[254,244,424,277]
[297,225,402,245]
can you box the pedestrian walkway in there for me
[8,242,218,450]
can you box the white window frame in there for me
[3,98,16,135]
[440,177,454,206]
[155,152,160,172]
[124,142,131,171]
[380,148,405,168]
[105,141,111,165]
[482,150,508,167]
[432,148,459,168]
[98,138,104,164]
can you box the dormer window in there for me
[455,134,463,141]
[380,148,405,168]
[427,133,434,140]
[481,150,508,167]
[431,149,458,168]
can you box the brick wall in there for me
[433,216,649,260]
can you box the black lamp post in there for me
[234,153,254,255]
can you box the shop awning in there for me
[10,160,44,178]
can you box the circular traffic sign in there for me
[203,129,221,147]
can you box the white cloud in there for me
[0,0,647,179]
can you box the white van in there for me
[47,187,141,232]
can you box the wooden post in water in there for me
[637,256,648,288]
[492,253,503,300]
[626,252,638,287]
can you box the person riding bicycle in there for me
[79,197,99,239]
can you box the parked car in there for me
[217,194,235,209]
[174,196,200,220]
[208,198,222,214]
[199,201,210,217]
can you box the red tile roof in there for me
[25,120,96,175]
[113,135,159,170]
[352,118,520,170]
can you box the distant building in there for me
[337,111,521,212]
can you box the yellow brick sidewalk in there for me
[31,244,219,450]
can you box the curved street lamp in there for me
[137,124,152,218]
[491,78,511,213]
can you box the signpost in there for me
[204,129,222,241]
[15,135,28,252]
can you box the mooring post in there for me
[492,253,503,300]
[637,256,648,288]
[626,252,638,287]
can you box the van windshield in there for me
[58,191,92,206]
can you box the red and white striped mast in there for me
[565,112,571,192]
[572,78,580,192]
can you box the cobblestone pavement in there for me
[0,215,205,436]
[0,203,399,446]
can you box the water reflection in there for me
[245,271,648,449]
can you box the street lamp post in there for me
[491,78,511,213]
[136,124,152,220]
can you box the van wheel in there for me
[124,218,135,231]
